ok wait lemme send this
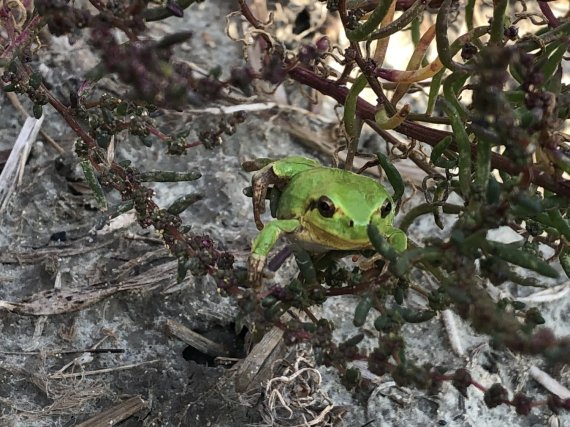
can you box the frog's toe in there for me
[254,215,265,231]
[248,253,267,287]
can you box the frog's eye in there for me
[380,199,392,218]
[317,196,335,218]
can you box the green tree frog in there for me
[245,156,407,284]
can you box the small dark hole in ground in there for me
[50,231,67,242]
[182,323,247,366]
[183,346,216,365]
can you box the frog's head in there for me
[301,178,406,252]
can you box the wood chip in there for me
[0,239,114,264]
[234,326,289,393]
[0,116,44,213]
[0,281,155,316]
[0,258,176,316]
[76,396,147,427]
[49,360,160,380]
[529,366,570,399]
[164,319,229,357]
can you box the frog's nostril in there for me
[348,220,354,227]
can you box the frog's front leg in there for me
[251,165,282,230]
[250,157,320,231]
[249,219,301,286]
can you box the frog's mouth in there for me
[293,220,372,251]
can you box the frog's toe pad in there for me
[248,253,268,287]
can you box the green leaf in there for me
[426,70,444,116]
[547,210,570,241]
[509,60,526,85]
[80,160,108,211]
[167,193,203,214]
[504,90,525,106]
[137,170,202,182]
[32,104,43,119]
[485,240,559,278]
[541,41,568,89]
[346,0,392,41]
[542,195,570,211]
[2,83,17,92]
[343,367,362,388]
[367,224,398,262]
[430,135,456,168]
[139,135,153,147]
[443,72,470,119]
[510,192,543,216]
[374,314,395,332]
[292,246,317,284]
[440,99,471,198]
[376,152,404,202]
[28,72,42,89]
[486,177,501,205]
[344,74,367,141]
[353,295,373,327]
[177,257,188,283]
[545,62,562,95]
[391,247,443,278]
[116,102,129,116]
[93,200,134,230]
[396,307,436,323]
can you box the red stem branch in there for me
[287,65,570,198]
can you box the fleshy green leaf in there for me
[353,295,373,327]
[167,193,203,214]
[368,224,398,262]
[376,152,404,202]
[80,160,108,211]
[485,241,559,278]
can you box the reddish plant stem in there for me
[326,282,371,296]
[87,0,139,41]
[302,307,319,323]
[352,42,396,115]
[366,119,441,177]
[42,84,194,256]
[237,0,265,30]
[37,92,242,295]
[43,87,98,147]
[287,65,570,198]
[538,1,561,28]
[186,141,203,148]
[0,14,43,61]
[336,60,355,85]
[147,126,170,141]
[337,0,396,115]
[237,0,570,197]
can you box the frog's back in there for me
[276,167,389,222]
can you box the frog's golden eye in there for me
[317,196,335,218]
[380,199,392,218]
